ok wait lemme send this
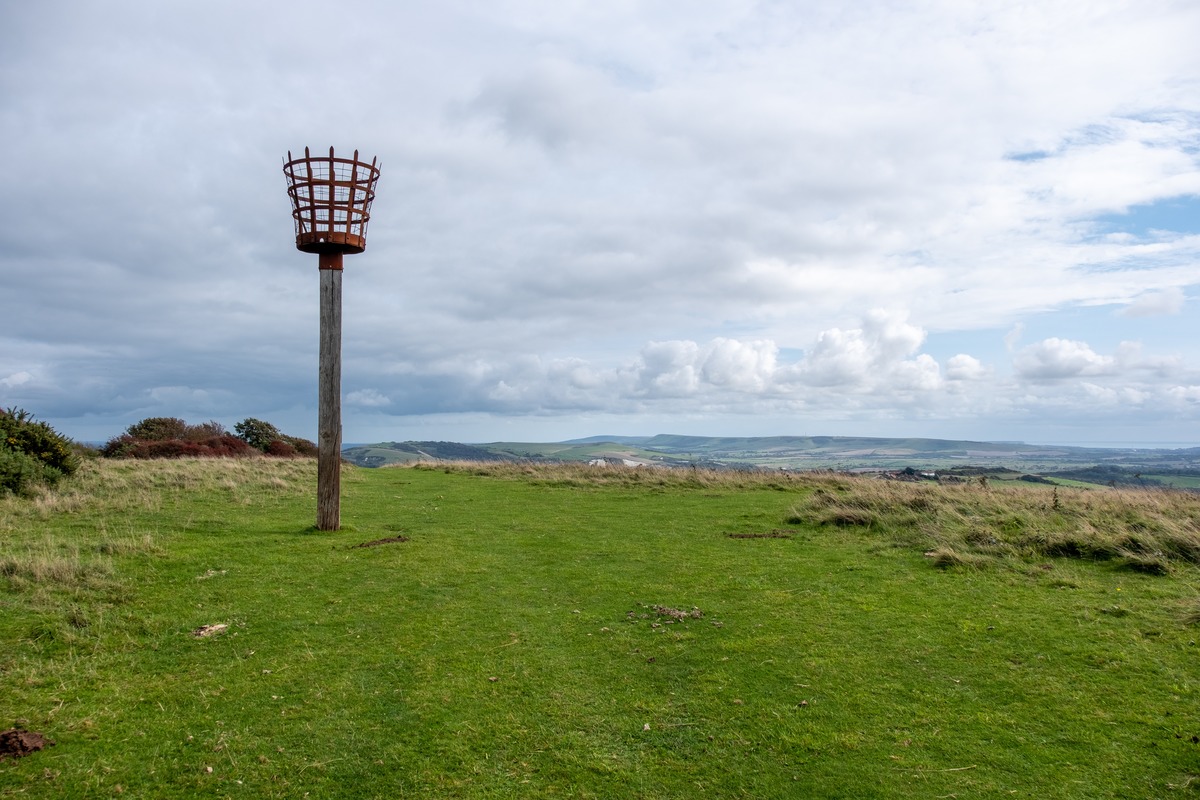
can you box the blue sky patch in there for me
[1095,196,1200,236]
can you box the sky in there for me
[2,1,1199,448]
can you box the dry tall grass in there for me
[1,457,315,620]
[409,459,802,490]
[785,473,1200,571]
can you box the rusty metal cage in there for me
[283,146,381,255]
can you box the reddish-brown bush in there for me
[103,434,254,460]
[103,417,313,460]
[265,439,299,457]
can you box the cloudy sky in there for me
[2,1,1199,447]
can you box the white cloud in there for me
[945,355,988,381]
[1117,287,1186,317]
[699,339,777,392]
[796,310,929,389]
[1167,386,1200,404]
[1014,338,1117,380]
[1003,324,1024,354]
[1080,383,1150,406]
[145,386,225,409]
[347,389,391,408]
[636,341,701,397]
[1,371,33,389]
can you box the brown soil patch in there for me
[0,729,54,761]
[651,605,703,620]
[191,623,228,637]
[352,535,410,548]
[726,530,793,539]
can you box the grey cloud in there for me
[3,1,1199,446]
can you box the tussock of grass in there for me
[0,546,113,589]
[923,546,989,570]
[1118,551,1172,575]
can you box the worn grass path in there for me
[1,459,1198,797]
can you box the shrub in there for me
[265,439,298,457]
[1,407,79,495]
[234,418,282,451]
[104,418,252,460]
[281,434,318,457]
[235,419,316,457]
[0,448,61,496]
[124,417,189,441]
[182,420,226,441]
[103,434,253,460]
[102,416,312,460]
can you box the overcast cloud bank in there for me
[2,1,1198,446]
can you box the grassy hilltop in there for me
[2,458,1199,797]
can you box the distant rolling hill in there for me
[341,441,515,468]
[343,435,1200,484]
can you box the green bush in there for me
[0,407,79,495]
[124,417,189,442]
[234,418,317,456]
[234,418,282,451]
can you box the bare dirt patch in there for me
[352,535,410,548]
[651,605,703,620]
[191,623,228,637]
[0,728,54,761]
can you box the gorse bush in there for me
[0,407,80,496]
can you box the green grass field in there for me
[2,459,1199,798]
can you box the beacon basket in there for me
[283,146,381,256]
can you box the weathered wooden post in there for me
[283,147,382,530]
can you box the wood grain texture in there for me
[317,266,342,530]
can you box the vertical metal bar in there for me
[347,150,359,240]
[305,147,318,237]
[326,146,336,239]
[317,256,343,530]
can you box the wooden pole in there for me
[317,254,343,530]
